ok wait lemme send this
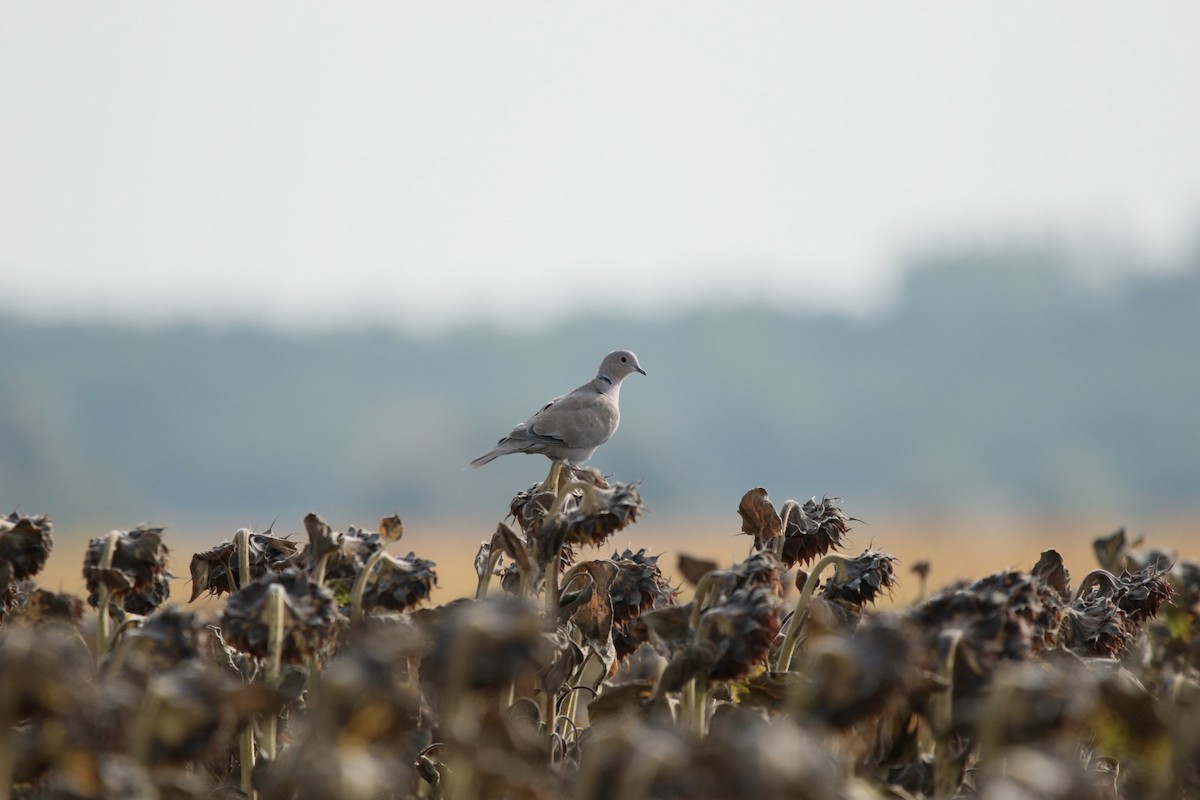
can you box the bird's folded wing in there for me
[515,390,615,449]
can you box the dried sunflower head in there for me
[706,551,783,596]
[220,568,341,662]
[909,569,1065,729]
[0,625,95,786]
[575,712,844,800]
[0,511,54,580]
[509,484,556,539]
[126,663,272,766]
[791,613,928,729]
[188,528,299,601]
[83,526,173,614]
[1061,596,1133,659]
[820,549,897,612]
[359,552,438,614]
[419,597,552,694]
[978,657,1099,755]
[655,585,781,693]
[1062,565,1174,659]
[736,489,854,568]
[609,548,677,626]
[705,585,782,682]
[560,481,645,549]
[18,589,84,626]
[1110,566,1174,624]
[317,527,384,592]
[118,606,203,674]
[780,496,854,568]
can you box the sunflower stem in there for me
[233,527,257,798]
[545,555,562,626]
[239,726,256,799]
[261,583,287,761]
[686,677,707,737]
[776,553,849,672]
[1072,568,1122,602]
[351,546,390,624]
[933,629,964,799]
[95,530,121,658]
[475,545,503,599]
[548,480,599,517]
[313,551,332,586]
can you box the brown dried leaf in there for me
[1032,549,1071,601]
[738,488,781,552]
[677,553,719,588]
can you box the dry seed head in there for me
[0,511,54,581]
[562,481,646,549]
[780,496,854,568]
[609,548,677,625]
[83,525,173,614]
[820,549,897,609]
[359,552,438,614]
[220,568,341,662]
[188,529,299,601]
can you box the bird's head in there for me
[598,350,646,383]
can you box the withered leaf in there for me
[677,553,719,588]
[379,514,404,542]
[738,488,782,552]
[303,513,339,562]
[1093,528,1128,574]
[492,521,536,586]
[559,560,619,645]
[1032,549,1071,601]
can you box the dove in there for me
[469,350,646,469]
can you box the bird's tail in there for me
[467,448,503,469]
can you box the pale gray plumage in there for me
[469,350,646,468]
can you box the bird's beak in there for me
[636,366,647,376]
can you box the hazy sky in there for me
[2,4,1198,330]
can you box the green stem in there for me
[233,527,256,798]
[1073,568,1121,602]
[686,677,706,736]
[934,629,964,799]
[688,573,718,630]
[313,551,332,586]
[351,547,390,623]
[545,560,562,631]
[235,528,252,590]
[239,726,256,799]
[475,544,503,600]
[261,584,286,761]
[547,481,598,518]
[775,553,850,672]
[95,530,121,658]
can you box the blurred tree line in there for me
[2,237,1198,528]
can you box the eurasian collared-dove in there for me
[469,350,646,469]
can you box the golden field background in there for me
[33,511,1199,614]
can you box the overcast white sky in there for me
[2,4,1198,330]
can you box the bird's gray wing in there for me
[514,386,617,449]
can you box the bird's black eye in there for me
[621,356,627,362]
